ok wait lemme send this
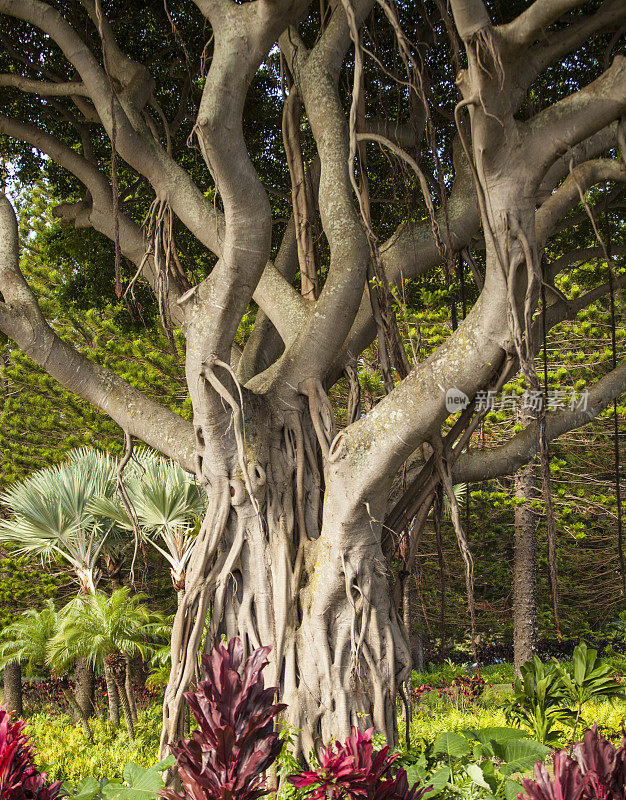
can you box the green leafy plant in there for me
[0,601,57,677]
[402,726,550,800]
[47,589,164,740]
[504,656,573,746]
[62,756,175,800]
[554,642,622,746]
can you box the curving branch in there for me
[523,56,626,181]
[454,358,626,484]
[0,75,89,96]
[0,193,196,470]
[536,157,626,248]
[500,0,590,49]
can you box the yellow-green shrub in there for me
[26,705,161,782]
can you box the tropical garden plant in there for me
[163,637,286,800]
[504,656,573,747]
[0,601,57,679]
[0,448,120,595]
[554,643,622,746]
[0,704,62,800]
[47,588,165,741]
[518,723,626,800]
[289,726,430,800]
[89,451,203,602]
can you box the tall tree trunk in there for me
[3,663,22,716]
[62,688,93,742]
[513,417,539,674]
[106,654,134,739]
[104,661,120,725]
[73,660,95,721]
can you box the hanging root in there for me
[433,438,478,662]
[303,377,335,460]
[282,82,318,300]
[470,27,505,88]
[127,197,188,355]
[344,362,362,424]
[201,358,261,517]
[116,431,142,587]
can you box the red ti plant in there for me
[288,725,431,799]
[162,637,286,800]
[518,723,626,800]
[0,705,63,800]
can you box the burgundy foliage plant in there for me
[162,637,286,800]
[288,725,430,799]
[518,724,626,800]
[0,706,62,800]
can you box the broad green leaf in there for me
[500,739,551,777]
[505,780,524,800]
[466,763,491,790]
[103,762,166,800]
[62,777,101,800]
[433,731,471,758]
[422,766,451,797]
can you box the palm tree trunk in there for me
[62,688,93,742]
[114,675,135,740]
[104,662,120,725]
[73,660,95,721]
[125,655,138,725]
[3,663,23,716]
[106,653,135,739]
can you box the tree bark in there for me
[106,654,134,739]
[3,663,22,716]
[160,407,410,762]
[62,688,93,742]
[73,660,95,721]
[513,447,538,675]
[104,661,120,725]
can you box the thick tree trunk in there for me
[513,456,538,675]
[73,660,95,721]
[104,662,120,725]
[160,407,410,761]
[3,663,22,716]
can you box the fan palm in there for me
[90,450,204,601]
[0,447,121,594]
[48,588,165,739]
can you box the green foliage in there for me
[504,656,573,746]
[27,706,162,782]
[48,588,167,673]
[0,555,65,629]
[62,756,175,800]
[0,600,57,675]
